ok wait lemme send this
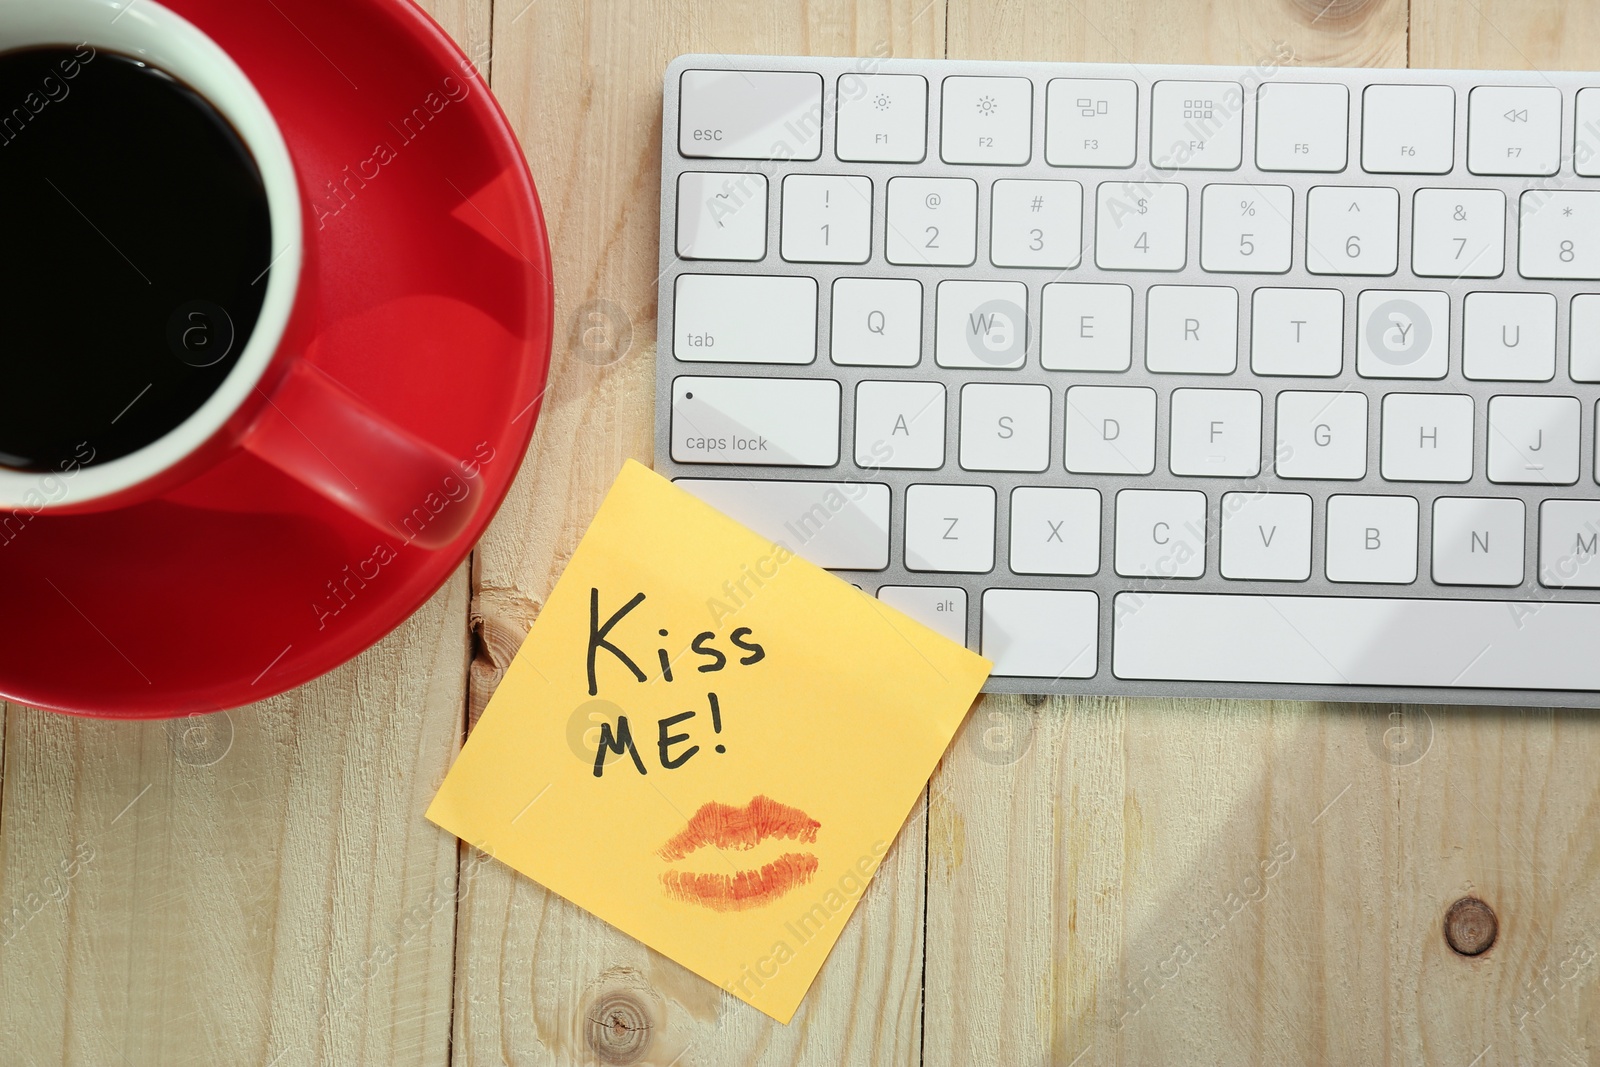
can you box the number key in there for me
[886,176,977,266]
[1411,188,1504,278]
[1306,185,1398,275]
[990,179,1082,268]
[1200,183,1292,272]
[781,174,872,263]
[1095,181,1187,270]
[1520,190,1600,279]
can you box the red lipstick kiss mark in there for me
[658,795,821,911]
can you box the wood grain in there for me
[1410,0,1600,72]
[0,567,469,1067]
[946,0,1407,68]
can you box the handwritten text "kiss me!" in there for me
[586,588,766,777]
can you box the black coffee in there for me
[0,46,272,472]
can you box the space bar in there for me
[1113,593,1600,691]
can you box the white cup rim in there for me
[0,0,302,510]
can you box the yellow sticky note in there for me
[426,460,989,1022]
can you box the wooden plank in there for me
[1398,11,1600,1067]
[1410,0,1600,71]
[453,1,944,1062]
[945,0,1408,67]
[0,567,469,1067]
[928,695,1420,1065]
[0,0,486,1061]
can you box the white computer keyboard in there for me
[653,53,1600,707]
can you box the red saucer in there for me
[0,0,553,717]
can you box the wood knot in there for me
[471,600,537,672]
[468,590,541,726]
[1445,896,1498,956]
[584,992,653,1065]
[1285,0,1380,24]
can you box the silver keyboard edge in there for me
[654,52,1600,707]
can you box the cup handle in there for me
[242,361,479,550]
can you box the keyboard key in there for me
[1200,184,1292,273]
[1115,489,1207,578]
[781,174,872,263]
[1169,388,1261,476]
[1411,188,1505,278]
[1250,288,1343,376]
[1577,88,1600,177]
[678,479,889,570]
[836,73,928,163]
[1487,394,1580,485]
[854,380,944,469]
[1325,494,1418,583]
[1045,78,1138,167]
[1357,289,1449,379]
[1362,84,1454,174]
[959,383,1051,472]
[1008,486,1101,575]
[1150,80,1243,170]
[674,274,817,364]
[876,585,966,644]
[679,69,823,160]
[1306,186,1400,275]
[1145,285,1238,373]
[936,280,1028,369]
[1381,393,1473,482]
[1064,386,1157,474]
[887,176,977,266]
[1111,593,1600,690]
[1041,282,1133,371]
[675,172,768,260]
[830,277,922,367]
[982,589,1098,678]
[1469,85,1561,176]
[1539,499,1600,587]
[1095,181,1187,270]
[1519,191,1600,279]
[941,76,1032,164]
[989,179,1083,268]
[1274,391,1368,480]
[1220,492,1312,580]
[1431,497,1525,586]
[670,376,839,465]
[1463,292,1555,381]
[1255,82,1348,172]
[905,484,996,572]
[1572,295,1600,382]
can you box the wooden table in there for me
[5,0,1600,1063]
